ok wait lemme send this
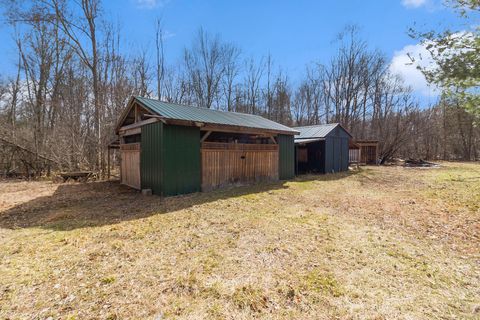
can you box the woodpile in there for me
[403,158,440,168]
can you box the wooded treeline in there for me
[0,0,478,176]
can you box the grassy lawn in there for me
[0,163,479,319]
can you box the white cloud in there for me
[389,43,439,97]
[401,0,428,8]
[135,0,169,9]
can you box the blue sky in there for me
[0,0,465,102]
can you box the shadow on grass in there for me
[0,170,361,231]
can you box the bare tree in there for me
[244,57,264,114]
[0,3,478,178]
[132,48,152,97]
[155,17,165,100]
[184,28,237,109]
[51,0,103,171]
[221,45,241,111]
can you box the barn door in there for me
[120,143,141,189]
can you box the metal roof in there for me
[293,123,352,143]
[135,97,298,134]
[294,123,339,139]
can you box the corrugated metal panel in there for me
[278,134,295,180]
[323,136,350,173]
[162,124,201,196]
[294,124,339,139]
[342,138,349,170]
[141,123,201,196]
[294,123,352,141]
[136,96,297,134]
[324,138,333,173]
[141,122,163,195]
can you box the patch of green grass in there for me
[386,248,440,280]
[425,165,480,211]
[302,270,343,297]
[287,179,318,191]
[101,276,116,284]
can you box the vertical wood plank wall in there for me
[201,142,279,191]
[361,145,378,164]
[120,143,141,189]
[349,149,360,163]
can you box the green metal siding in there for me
[141,122,164,195]
[278,134,295,180]
[161,125,201,196]
[141,122,201,197]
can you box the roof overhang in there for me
[354,140,379,146]
[115,96,139,134]
[349,140,360,149]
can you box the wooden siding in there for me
[349,149,361,163]
[360,145,378,164]
[201,142,279,191]
[120,143,141,189]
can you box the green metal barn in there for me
[115,96,298,196]
[294,124,352,174]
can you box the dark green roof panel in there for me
[135,96,297,134]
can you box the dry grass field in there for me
[0,162,479,319]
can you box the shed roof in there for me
[125,96,298,135]
[293,123,352,143]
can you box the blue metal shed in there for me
[293,124,352,174]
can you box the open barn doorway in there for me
[295,140,325,174]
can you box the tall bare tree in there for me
[155,17,165,100]
[184,28,237,109]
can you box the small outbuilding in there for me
[348,140,379,165]
[294,124,352,174]
[115,96,298,196]
[355,140,379,165]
